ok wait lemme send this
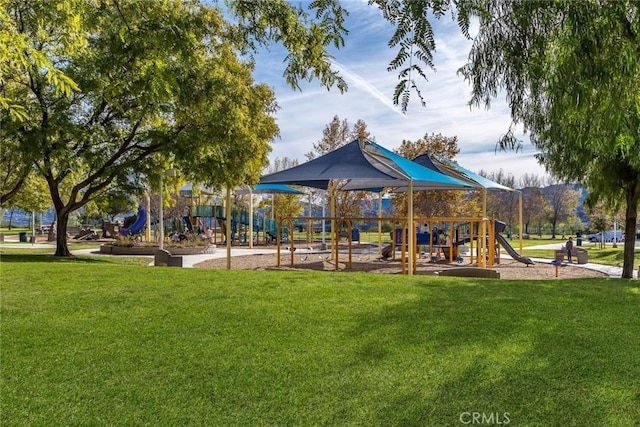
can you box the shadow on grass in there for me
[341,280,640,425]
[1,253,120,264]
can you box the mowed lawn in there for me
[2,254,639,426]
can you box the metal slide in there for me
[495,233,535,265]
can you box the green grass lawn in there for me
[2,253,639,426]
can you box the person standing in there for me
[566,236,574,263]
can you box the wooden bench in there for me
[436,267,500,279]
[154,249,183,267]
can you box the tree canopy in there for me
[2,0,350,256]
[373,0,640,278]
[392,133,477,218]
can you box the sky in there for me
[251,1,548,182]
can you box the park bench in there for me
[554,247,588,264]
[154,249,183,267]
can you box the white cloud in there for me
[251,2,548,181]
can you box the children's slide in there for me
[496,233,535,265]
[119,208,147,236]
[183,216,194,233]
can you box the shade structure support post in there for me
[286,218,295,266]
[469,220,475,264]
[407,180,414,276]
[276,218,281,267]
[449,220,454,262]
[518,191,523,254]
[226,188,231,270]
[334,216,340,270]
[159,176,164,251]
[378,193,383,256]
[307,193,312,244]
[488,216,495,268]
[400,220,407,275]
[330,191,336,261]
[479,189,487,268]
[345,218,353,269]
[248,187,253,249]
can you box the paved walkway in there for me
[1,240,638,278]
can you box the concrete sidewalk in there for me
[525,257,634,279]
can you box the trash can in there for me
[19,232,27,242]
[576,238,582,246]
[351,228,360,242]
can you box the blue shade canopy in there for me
[254,183,305,194]
[413,154,517,192]
[235,183,305,195]
[260,139,472,191]
[259,139,394,190]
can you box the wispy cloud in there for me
[330,60,405,117]
[251,3,547,180]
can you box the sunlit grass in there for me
[2,252,639,426]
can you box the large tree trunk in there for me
[621,183,639,279]
[54,211,72,257]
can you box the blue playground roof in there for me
[252,184,305,194]
[260,139,471,191]
[413,154,517,192]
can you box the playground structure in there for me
[96,186,292,247]
[164,189,289,246]
[275,215,533,274]
[186,204,286,245]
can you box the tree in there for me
[0,1,80,121]
[4,0,350,257]
[8,175,50,216]
[520,173,543,189]
[392,133,474,218]
[520,186,548,236]
[265,157,304,220]
[587,206,611,249]
[464,2,639,277]
[82,189,136,223]
[480,169,519,236]
[519,173,548,235]
[305,115,351,161]
[2,174,51,230]
[306,116,374,220]
[0,135,32,205]
[543,177,581,239]
[373,0,640,277]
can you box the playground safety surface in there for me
[193,252,609,280]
